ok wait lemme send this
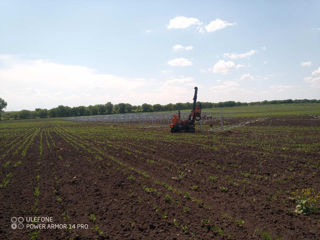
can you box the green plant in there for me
[184,192,191,199]
[235,219,245,226]
[128,174,136,181]
[181,225,188,231]
[262,231,272,240]
[34,186,40,197]
[162,212,168,219]
[164,194,173,204]
[183,206,190,213]
[191,185,199,191]
[173,218,179,227]
[291,188,320,215]
[219,186,229,192]
[209,175,218,182]
[201,218,210,226]
[89,213,96,222]
[143,186,156,193]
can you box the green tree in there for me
[0,98,7,120]
[19,110,32,119]
[153,104,162,112]
[88,105,99,115]
[114,103,126,114]
[105,102,113,114]
[38,109,48,118]
[141,103,153,112]
[97,104,106,115]
[125,103,133,113]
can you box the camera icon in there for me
[11,223,17,230]
[11,217,24,230]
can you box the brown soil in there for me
[0,116,319,239]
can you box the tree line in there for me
[1,98,320,120]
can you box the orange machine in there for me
[170,87,201,133]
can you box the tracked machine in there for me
[170,87,201,133]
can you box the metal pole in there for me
[220,108,224,130]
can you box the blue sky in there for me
[0,0,319,111]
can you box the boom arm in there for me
[189,87,201,122]
[192,87,198,112]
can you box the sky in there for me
[0,0,319,111]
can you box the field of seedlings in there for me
[1,107,320,239]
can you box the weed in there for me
[262,231,272,240]
[89,213,96,222]
[291,188,320,215]
[147,159,154,164]
[201,218,210,226]
[181,225,188,231]
[29,231,38,240]
[127,174,136,181]
[143,186,156,193]
[240,172,251,178]
[235,219,245,226]
[209,175,218,182]
[219,186,229,192]
[183,206,190,213]
[191,185,199,191]
[34,186,40,197]
[173,218,179,227]
[13,160,22,167]
[3,161,11,168]
[164,194,173,204]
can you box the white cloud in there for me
[269,84,296,91]
[0,55,200,110]
[224,50,256,59]
[168,16,202,29]
[300,61,312,67]
[304,66,320,87]
[312,67,320,76]
[210,60,235,74]
[209,81,260,102]
[168,17,236,33]
[240,73,254,81]
[162,77,196,88]
[205,19,236,32]
[161,70,172,75]
[168,58,192,67]
[208,81,317,102]
[305,76,320,87]
[173,44,193,51]
[236,64,245,69]
[125,77,200,105]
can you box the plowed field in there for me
[1,116,320,239]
